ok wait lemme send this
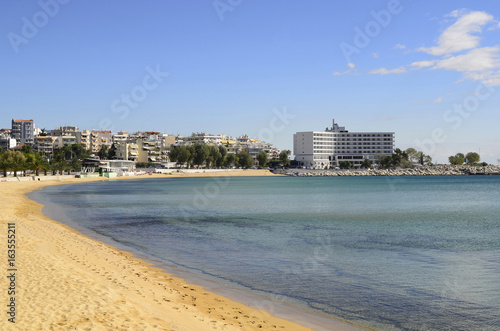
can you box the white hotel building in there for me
[293,119,395,169]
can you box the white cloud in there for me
[368,67,407,75]
[432,46,500,72]
[372,52,379,59]
[333,62,357,76]
[403,10,500,85]
[411,60,437,68]
[446,9,466,19]
[479,72,500,86]
[433,97,443,103]
[350,10,500,85]
[419,10,495,56]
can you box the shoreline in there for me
[0,170,365,330]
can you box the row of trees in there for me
[256,150,291,168]
[448,152,481,165]
[168,143,291,169]
[0,141,292,176]
[0,144,92,177]
[376,148,433,169]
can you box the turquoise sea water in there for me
[30,176,500,330]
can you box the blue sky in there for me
[1,0,500,163]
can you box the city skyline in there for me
[2,1,500,163]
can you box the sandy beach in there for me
[0,170,362,330]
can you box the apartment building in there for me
[11,119,35,145]
[115,142,139,161]
[53,135,78,149]
[50,126,79,137]
[293,119,395,169]
[90,130,112,154]
[0,129,16,150]
[78,129,91,150]
[35,136,55,156]
[49,126,79,149]
[183,132,223,145]
[137,137,162,163]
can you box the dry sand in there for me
[0,171,363,330]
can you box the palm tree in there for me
[53,160,67,175]
[11,151,26,177]
[23,153,35,177]
[69,157,81,174]
[0,151,12,177]
[31,153,43,176]
[41,158,50,176]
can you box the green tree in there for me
[406,148,418,163]
[216,145,227,168]
[256,150,268,167]
[53,160,67,175]
[375,153,392,169]
[41,158,50,176]
[108,143,117,159]
[192,143,209,167]
[449,153,465,165]
[72,144,92,160]
[361,158,372,169]
[70,157,82,172]
[207,145,222,168]
[415,151,432,166]
[391,148,409,167]
[31,153,43,176]
[21,145,34,154]
[279,150,291,167]
[98,144,109,160]
[11,151,26,177]
[224,153,238,168]
[24,153,36,176]
[339,161,352,169]
[176,146,192,167]
[237,152,253,168]
[0,151,13,177]
[168,146,179,164]
[465,152,480,165]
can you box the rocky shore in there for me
[278,165,500,177]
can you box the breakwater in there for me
[279,165,500,177]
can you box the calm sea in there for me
[29,176,500,330]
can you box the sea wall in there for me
[283,165,500,177]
